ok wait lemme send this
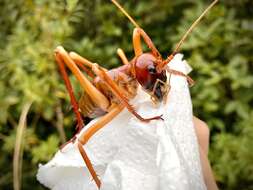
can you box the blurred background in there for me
[0,0,252,189]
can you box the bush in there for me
[0,0,252,189]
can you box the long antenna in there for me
[172,0,218,55]
[111,0,140,28]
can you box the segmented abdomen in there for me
[78,68,138,118]
[78,92,106,118]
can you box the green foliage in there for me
[0,0,252,189]
[31,135,59,164]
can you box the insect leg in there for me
[78,103,124,145]
[166,67,195,86]
[133,28,161,58]
[69,51,94,68]
[77,104,124,189]
[54,46,110,111]
[55,52,84,132]
[117,48,128,65]
[77,142,101,188]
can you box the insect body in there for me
[78,62,138,119]
[54,0,218,188]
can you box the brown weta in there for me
[54,0,218,188]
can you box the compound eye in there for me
[147,65,156,74]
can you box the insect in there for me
[54,0,218,188]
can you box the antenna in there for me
[111,0,140,28]
[172,0,219,55]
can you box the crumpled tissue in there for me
[37,54,206,190]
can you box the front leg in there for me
[133,28,161,58]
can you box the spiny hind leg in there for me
[54,46,110,144]
[54,46,110,111]
[55,50,84,132]
[78,104,124,189]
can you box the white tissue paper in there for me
[37,54,206,190]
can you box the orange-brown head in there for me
[134,53,168,102]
